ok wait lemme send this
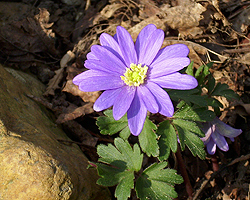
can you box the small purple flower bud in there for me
[201,117,242,155]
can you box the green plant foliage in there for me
[172,103,213,160]
[94,163,134,200]
[97,138,143,171]
[185,61,194,76]
[119,126,131,140]
[210,82,240,101]
[92,138,143,200]
[157,120,177,161]
[96,110,128,136]
[97,111,160,150]
[174,104,215,122]
[167,88,207,107]
[194,62,213,84]
[138,117,159,157]
[173,119,206,159]
[135,162,183,200]
[207,74,216,94]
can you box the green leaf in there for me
[173,104,215,122]
[173,119,206,159]
[115,172,134,200]
[97,138,143,171]
[195,62,213,85]
[167,88,207,107]
[185,61,194,76]
[207,97,223,108]
[135,162,183,200]
[211,82,240,101]
[94,163,134,200]
[119,126,131,140]
[96,110,128,135]
[95,138,143,200]
[207,97,223,116]
[138,117,159,157]
[207,74,216,95]
[157,120,177,161]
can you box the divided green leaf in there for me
[157,120,177,161]
[138,117,159,157]
[174,104,215,122]
[93,138,143,200]
[173,119,206,159]
[96,110,128,136]
[156,120,177,161]
[119,126,131,140]
[195,62,213,85]
[167,88,207,107]
[95,162,134,200]
[135,162,183,200]
[211,82,240,101]
[97,137,143,171]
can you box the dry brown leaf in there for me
[62,79,100,103]
[100,3,124,18]
[60,50,75,68]
[161,1,206,36]
[211,0,231,27]
[56,102,94,124]
[161,3,205,29]
[44,51,75,96]
[44,67,65,96]
[130,0,206,38]
[0,6,57,64]
[138,0,161,19]
[239,52,250,65]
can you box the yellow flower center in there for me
[121,63,148,86]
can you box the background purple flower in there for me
[73,24,198,136]
[201,117,242,155]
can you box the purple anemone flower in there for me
[73,24,198,136]
[201,117,242,155]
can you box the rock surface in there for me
[0,65,110,200]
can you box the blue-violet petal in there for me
[127,92,147,136]
[113,86,136,120]
[211,130,229,152]
[150,73,198,90]
[146,81,174,117]
[93,88,123,112]
[116,26,137,66]
[152,44,190,65]
[149,57,190,78]
[137,85,159,113]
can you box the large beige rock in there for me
[0,65,110,200]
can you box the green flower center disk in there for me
[121,63,148,86]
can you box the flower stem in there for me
[176,145,193,199]
[211,154,219,172]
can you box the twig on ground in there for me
[193,153,250,199]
